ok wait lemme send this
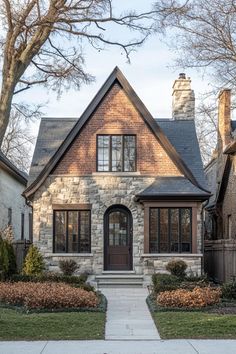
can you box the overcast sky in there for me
[14,0,213,138]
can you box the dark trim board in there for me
[24,66,210,198]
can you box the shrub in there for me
[0,235,17,280]
[0,281,98,309]
[222,282,236,300]
[166,259,187,278]
[10,272,88,285]
[22,245,45,276]
[157,287,221,308]
[0,237,9,279]
[59,259,78,276]
[5,242,17,277]
[152,273,180,294]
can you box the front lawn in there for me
[153,311,236,339]
[0,308,105,340]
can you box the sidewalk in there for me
[1,340,236,354]
[102,287,160,340]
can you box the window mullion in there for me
[78,211,81,253]
[190,208,192,253]
[109,135,112,172]
[158,208,160,253]
[179,209,181,254]
[66,211,68,253]
[168,209,171,253]
[122,135,124,172]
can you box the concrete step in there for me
[96,274,144,288]
[102,271,136,275]
[98,281,143,288]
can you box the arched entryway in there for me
[104,205,133,271]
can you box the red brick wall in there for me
[53,83,182,176]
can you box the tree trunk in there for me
[0,81,15,146]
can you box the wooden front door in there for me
[104,206,132,271]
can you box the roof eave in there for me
[135,193,211,202]
[0,159,28,186]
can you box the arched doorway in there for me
[104,205,133,271]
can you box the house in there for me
[0,150,32,241]
[23,67,210,285]
[204,89,236,282]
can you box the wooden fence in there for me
[12,239,32,271]
[204,239,236,283]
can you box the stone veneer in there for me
[32,174,203,278]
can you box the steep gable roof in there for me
[24,67,209,198]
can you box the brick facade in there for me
[54,84,182,176]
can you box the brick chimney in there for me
[218,89,232,151]
[172,73,195,120]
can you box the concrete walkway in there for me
[1,340,236,354]
[101,287,160,340]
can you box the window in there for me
[53,210,91,253]
[149,208,192,253]
[227,215,232,239]
[21,213,24,240]
[8,208,12,225]
[29,213,33,242]
[97,135,136,172]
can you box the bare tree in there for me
[1,107,39,172]
[195,98,218,165]
[154,0,236,87]
[153,0,236,163]
[0,1,158,145]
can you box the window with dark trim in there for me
[29,213,33,242]
[97,135,136,172]
[149,208,192,253]
[8,208,12,226]
[21,213,24,240]
[53,210,91,253]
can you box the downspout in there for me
[201,199,210,275]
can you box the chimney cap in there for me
[179,73,186,79]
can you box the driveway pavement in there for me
[1,340,236,354]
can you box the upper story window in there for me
[97,135,136,172]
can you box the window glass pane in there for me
[112,136,122,171]
[79,211,90,253]
[170,209,179,252]
[55,211,66,253]
[109,211,128,246]
[159,209,169,252]
[68,211,78,253]
[124,136,136,172]
[181,208,191,252]
[97,136,109,171]
[149,209,158,253]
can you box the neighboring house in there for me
[204,89,236,282]
[23,67,210,285]
[0,151,32,241]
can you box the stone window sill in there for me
[46,253,93,257]
[92,172,141,176]
[142,253,203,257]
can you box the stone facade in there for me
[32,174,203,276]
[172,73,195,120]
